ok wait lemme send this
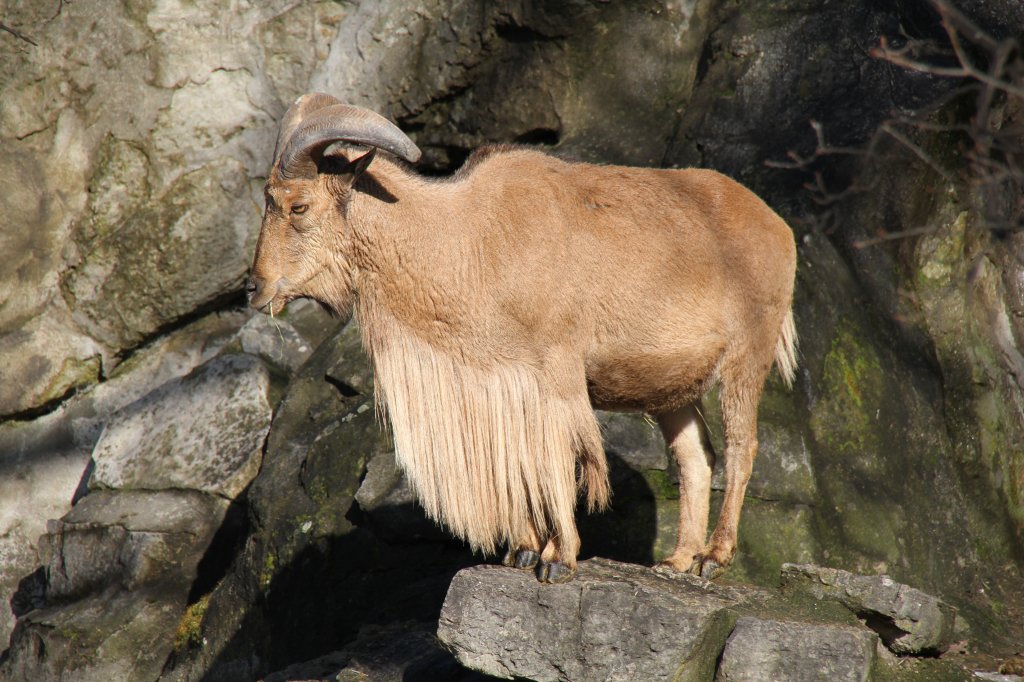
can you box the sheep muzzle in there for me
[246,275,284,313]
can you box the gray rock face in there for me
[0,306,105,417]
[5,490,229,681]
[90,353,272,499]
[0,311,247,646]
[237,313,317,374]
[716,616,877,682]
[40,490,229,602]
[2,0,1023,678]
[157,322,480,682]
[314,0,709,169]
[780,563,958,655]
[438,559,747,682]
[597,411,669,471]
[0,332,279,679]
[0,0,346,417]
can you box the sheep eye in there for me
[291,204,308,215]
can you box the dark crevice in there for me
[493,19,563,44]
[70,460,95,506]
[694,33,717,86]
[10,568,47,620]
[324,374,361,399]
[396,83,472,127]
[113,288,250,366]
[417,145,473,177]
[1,383,87,423]
[859,611,907,648]
[187,497,251,604]
[513,127,560,146]
[711,620,733,680]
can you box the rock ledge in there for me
[438,558,973,682]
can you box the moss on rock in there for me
[809,320,885,462]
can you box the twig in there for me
[0,22,38,46]
[765,120,865,170]
[853,226,942,248]
[52,0,72,20]
[870,32,1024,100]
[878,121,959,185]
[870,37,966,79]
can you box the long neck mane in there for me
[344,154,608,555]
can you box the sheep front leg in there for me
[655,403,716,573]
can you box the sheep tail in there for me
[774,307,799,388]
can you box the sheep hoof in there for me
[515,550,540,570]
[503,548,540,569]
[537,560,576,584]
[687,554,725,580]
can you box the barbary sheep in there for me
[247,93,798,584]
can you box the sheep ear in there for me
[347,147,377,186]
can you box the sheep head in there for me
[247,94,420,315]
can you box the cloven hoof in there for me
[537,560,576,584]
[502,548,540,570]
[687,554,726,580]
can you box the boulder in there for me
[716,616,877,682]
[438,558,748,682]
[780,563,958,655]
[237,313,317,375]
[0,325,282,677]
[39,490,229,602]
[159,322,480,682]
[89,353,272,499]
[438,561,978,682]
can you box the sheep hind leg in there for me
[536,531,579,584]
[690,378,761,580]
[502,523,542,570]
[654,402,716,574]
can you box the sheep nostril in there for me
[245,277,259,301]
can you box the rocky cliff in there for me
[1,0,1022,679]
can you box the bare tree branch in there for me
[782,0,1024,243]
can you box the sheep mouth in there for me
[255,293,296,316]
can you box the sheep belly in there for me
[584,342,724,413]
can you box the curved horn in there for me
[273,92,342,166]
[278,104,422,180]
